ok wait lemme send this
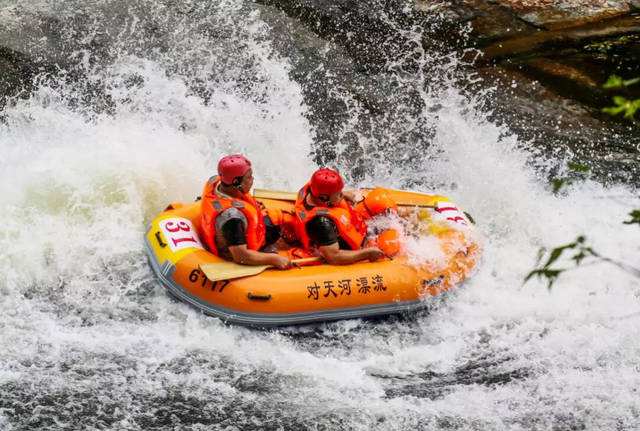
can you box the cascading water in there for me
[1,0,639,430]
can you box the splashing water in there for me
[1,0,639,430]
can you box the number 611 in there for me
[188,269,229,293]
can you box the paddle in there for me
[253,188,437,209]
[199,257,321,282]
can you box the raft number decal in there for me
[159,218,204,252]
[307,275,386,300]
[435,202,468,226]
[189,269,229,293]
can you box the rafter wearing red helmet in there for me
[200,154,291,269]
[293,168,386,265]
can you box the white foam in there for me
[1,0,640,428]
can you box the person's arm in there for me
[342,189,358,205]
[221,217,291,269]
[228,244,291,269]
[317,242,384,265]
[307,216,384,265]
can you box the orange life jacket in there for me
[200,176,266,256]
[294,182,367,250]
[354,201,374,221]
[353,190,400,256]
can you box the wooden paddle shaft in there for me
[292,257,322,265]
[254,189,436,209]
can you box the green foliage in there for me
[536,75,640,288]
[524,236,597,290]
[566,162,590,174]
[585,36,640,54]
[602,96,640,119]
[525,210,640,289]
[602,75,640,120]
[624,210,640,226]
[551,178,566,194]
[551,162,590,194]
[603,75,640,89]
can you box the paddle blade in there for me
[200,262,271,282]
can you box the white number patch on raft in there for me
[435,202,469,227]
[159,218,204,252]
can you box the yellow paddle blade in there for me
[199,257,322,282]
[200,262,271,282]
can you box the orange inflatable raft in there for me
[145,188,480,327]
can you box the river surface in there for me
[1,1,639,430]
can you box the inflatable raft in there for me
[145,188,480,327]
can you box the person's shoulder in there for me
[306,215,338,246]
[216,207,247,227]
[306,215,337,233]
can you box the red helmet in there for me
[310,168,344,197]
[218,154,252,185]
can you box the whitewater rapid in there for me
[1,0,639,430]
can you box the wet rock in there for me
[481,14,640,122]
[257,0,407,70]
[465,0,536,42]
[0,6,69,66]
[258,3,437,177]
[493,0,633,30]
[474,66,640,183]
[0,47,42,110]
[256,1,448,176]
[1,0,638,185]
[259,0,639,181]
[481,14,640,61]
[256,3,364,164]
[416,0,536,44]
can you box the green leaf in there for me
[524,269,542,284]
[603,97,640,119]
[603,106,626,116]
[624,210,640,226]
[543,269,562,290]
[524,268,565,289]
[567,162,590,174]
[603,75,624,89]
[542,241,579,269]
[605,75,640,89]
[552,178,567,194]
[571,247,593,266]
[544,247,565,269]
[613,95,629,105]
[621,99,640,118]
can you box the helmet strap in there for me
[219,179,244,196]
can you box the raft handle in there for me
[155,231,167,248]
[247,292,272,301]
[464,211,476,225]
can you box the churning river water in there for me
[1,0,639,429]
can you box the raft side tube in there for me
[145,235,433,327]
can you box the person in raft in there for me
[201,154,292,269]
[294,168,400,265]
